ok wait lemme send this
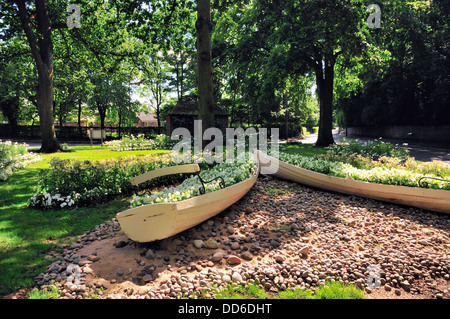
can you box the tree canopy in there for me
[0,0,448,151]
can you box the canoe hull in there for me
[117,163,259,243]
[256,151,450,214]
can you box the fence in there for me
[0,124,165,141]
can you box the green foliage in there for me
[278,143,450,190]
[275,281,365,299]
[337,1,450,127]
[27,285,62,299]
[29,153,180,209]
[0,140,27,159]
[214,281,364,299]
[0,140,43,181]
[325,139,410,161]
[214,282,269,299]
[105,134,177,152]
[131,154,257,206]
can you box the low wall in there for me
[346,125,450,145]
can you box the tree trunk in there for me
[78,98,82,139]
[16,0,61,153]
[118,111,122,138]
[37,60,60,152]
[284,92,289,139]
[99,106,106,131]
[315,55,335,147]
[196,0,216,149]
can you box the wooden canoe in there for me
[116,160,259,243]
[256,150,450,214]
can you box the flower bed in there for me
[104,134,176,152]
[0,140,43,181]
[29,153,179,209]
[131,153,258,207]
[327,139,410,161]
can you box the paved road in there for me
[299,130,450,164]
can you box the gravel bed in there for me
[33,176,450,299]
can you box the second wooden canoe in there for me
[256,150,450,214]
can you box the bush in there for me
[326,139,410,161]
[105,134,177,152]
[316,140,450,179]
[0,140,42,181]
[29,153,181,209]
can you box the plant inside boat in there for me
[130,154,258,207]
[276,151,450,190]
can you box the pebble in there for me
[193,240,204,249]
[226,255,242,265]
[212,252,223,262]
[232,272,243,282]
[32,178,450,300]
[241,252,253,261]
[299,246,310,256]
[274,255,285,263]
[203,239,219,249]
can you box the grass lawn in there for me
[281,143,327,157]
[214,281,365,299]
[0,145,167,297]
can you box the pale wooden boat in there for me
[256,150,450,214]
[116,161,259,243]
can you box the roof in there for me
[137,112,157,123]
[167,97,229,116]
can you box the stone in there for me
[227,225,235,234]
[241,251,253,261]
[204,239,219,249]
[145,250,156,260]
[401,281,411,292]
[232,272,243,282]
[274,255,285,263]
[87,255,100,262]
[115,241,128,248]
[222,275,232,283]
[142,274,153,283]
[299,246,311,256]
[212,252,223,262]
[231,242,240,250]
[193,240,204,249]
[227,255,242,265]
[172,239,183,246]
